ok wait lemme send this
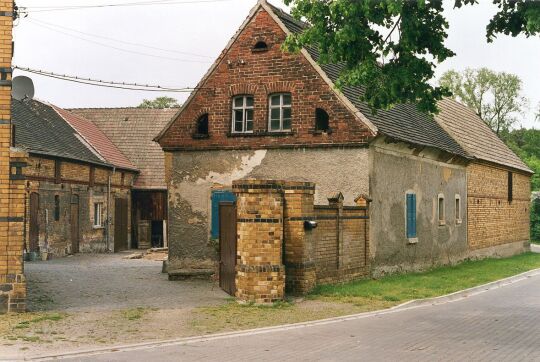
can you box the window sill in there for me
[438,221,446,226]
[456,219,462,225]
[311,129,333,135]
[227,131,295,138]
[408,238,418,245]
[93,225,104,230]
[192,133,210,139]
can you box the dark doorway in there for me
[70,195,80,254]
[114,198,129,252]
[29,192,39,253]
[151,220,164,248]
[219,201,237,296]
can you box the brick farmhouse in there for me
[155,0,532,299]
[12,98,139,257]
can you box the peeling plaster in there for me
[170,150,267,214]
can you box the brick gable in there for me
[157,7,374,151]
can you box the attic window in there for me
[315,108,330,132]
[253,41,268,52]
[193,114,209,139]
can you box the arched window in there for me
[315,108,330,132]
[196,114,209,136]
[253,41,268,52]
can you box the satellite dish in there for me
[12,76,35,100]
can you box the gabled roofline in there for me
[262,2,377,135]
[52,104,140,173]
[154,1,267,142]
[154,0,377,143]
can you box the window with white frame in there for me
[269,93,292,132]
[438,194,445,225]
[93,202,103,227]
[232,96,254,133]
[455,195,462,223]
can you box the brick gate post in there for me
[233,180,285,303]
[282,181,317,295]
[0,3,27,314]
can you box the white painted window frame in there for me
[231,95,254,134]
[437,193,445,226]
[455,194,462,225]
[268,93,292,132]
[93,202,103,228]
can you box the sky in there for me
[12,0,540,128]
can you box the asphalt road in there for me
[61,273,540,362]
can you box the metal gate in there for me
[114,198,129,252]
[219,201,237,296]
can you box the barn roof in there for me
[12,98,111,168]
[70,108,179,189]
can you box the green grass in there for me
[122,307,147,321]
[531,240,540,245]
[311,252,540,305]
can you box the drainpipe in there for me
[107,167,115,252]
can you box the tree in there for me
[439,68,527,135]
[283,0,540,114]
[138,96,180,109]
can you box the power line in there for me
[26,18,213,59]
[14,66,203,92]
[25,20,212,64]
[19,0,236,14]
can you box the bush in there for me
[531,198,540,243]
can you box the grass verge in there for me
[194,253,540,334]
[311,252,540,305]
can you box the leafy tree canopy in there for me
[138,96,180,109]
[283,0,540,114]
[503,128,540,191]
[439,68,527,135]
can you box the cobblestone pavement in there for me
[25,253,227,312]
[71,273,540,361]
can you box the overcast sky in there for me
[13,0,540,128]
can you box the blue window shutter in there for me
[406,194,417,238]
[211,190,236,238]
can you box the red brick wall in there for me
[158,8,373,151]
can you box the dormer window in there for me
[315,108,330,132]
[232,96,254,133]
[269,93,292,132]
[253,41,268,52]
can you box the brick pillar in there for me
[283,181,317,295]
[233,180,284,304]
[0,3,26,314]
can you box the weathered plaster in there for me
[369,138,468,276]
[167,147,369,271]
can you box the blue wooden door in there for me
[211,190,236,238]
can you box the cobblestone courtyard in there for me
[25,253,227,312]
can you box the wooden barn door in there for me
[29,192,40,252]
[114,198,128,252]
[219,202,237,296]
[70,195,80,254]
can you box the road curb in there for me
[17,266,540,361]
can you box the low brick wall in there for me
[233,179,370,302]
